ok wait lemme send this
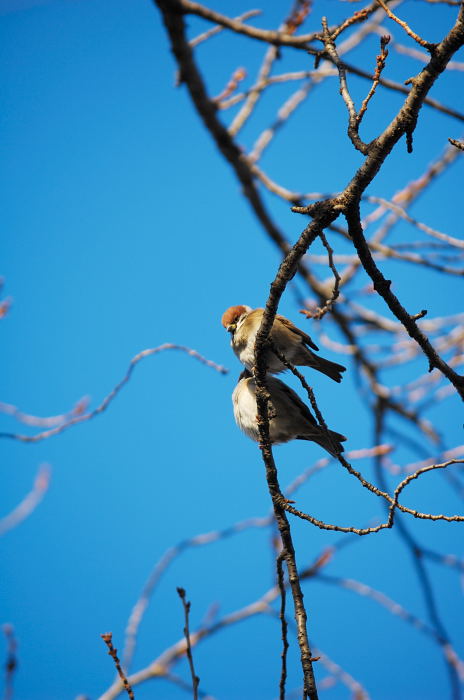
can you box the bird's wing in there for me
[272,379,318,427]
[276,315,319,351]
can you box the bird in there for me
[232,369,346,457]
[221,305,346,382]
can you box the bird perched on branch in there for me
[221,305,346,382]
[232,369,346,456]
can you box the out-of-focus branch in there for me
[99,591,279,700]
[268,608,371,699]
[373,401,461,697]
[0,345,227,443]
[122,514,271,670]
[189,9,261,47]
[388,37,464,69]
[365,194,464,249]
[345,204,464,396]
[316,572,463,660]
[229,2,312,136]
[122,446,392,672]
[100,536,361,700]
[212,66,247,103]
[0,298,12,320]
[310,647,370,698]
[2,625,17,700]
[249,80,314,162]
[99,529,462,700]
[0,397,90,428]
[0,464,51,536]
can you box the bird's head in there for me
[221,305,252,333]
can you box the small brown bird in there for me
[232,370,346,456]
[221,305,346,382]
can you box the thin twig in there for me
[177,588,200,700]
[212,67,247,103]
[101,633,135,700]
[320,17,369,153]
[330,8,369,40]
[303,231,341,319]
[357,34,390,125]
[449,137,464,151]
[276,553,289,700]
[376,0,435,51]
[344,204,464,398]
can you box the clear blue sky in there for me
[1,1,463,699]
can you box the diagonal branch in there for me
[345,203,464,396]
[320,17,369,154]
[0,464,51,535]
[177,588,200,700]
[377,0,436,51]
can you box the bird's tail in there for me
[301,350,346,383]
[308,429,346,457]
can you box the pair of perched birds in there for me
[221,305,347,457]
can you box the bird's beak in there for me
[226,323,236,333]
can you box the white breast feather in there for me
[232,379,260,441]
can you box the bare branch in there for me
[101,633,135,700]
[2,625,17,700]
[303,231,341,320]
[0,397,90,428]
[0,464,51,536]
[0,298,12,320]
[212,66,247,103]
[345,204,464,396]
[0,345,227,443]
[177,588,200,700]
[276,553,289,700]
[330,8,369,40]
[365,194,464,249]
[320,17,369,153]
[174,0,325,50]
[376,0,436,51]
[357,34,390,125]
[449,137,464,151]
[189,9,261,48]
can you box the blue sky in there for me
[1,1,463,699]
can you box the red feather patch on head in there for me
[221,305,250,328]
